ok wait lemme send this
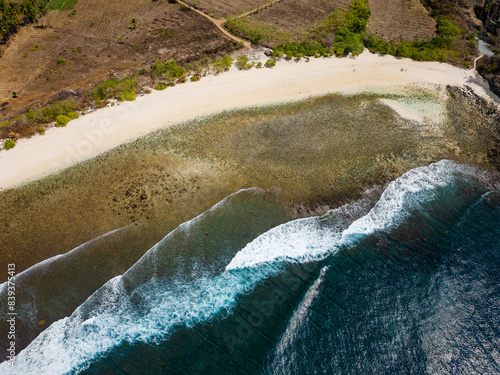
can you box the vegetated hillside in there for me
[420,0,500,96]
[181,0,267,18]
[368,0,436,42]
[0,0,239,138]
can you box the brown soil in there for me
[368,0,436,42]
[239,0,352,39]
[181,0,267,18]
[0,0,238,124]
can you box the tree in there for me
[0,3,20,41]
[20,0,39,25]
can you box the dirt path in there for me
[176,0,251,48]
[473,54,483,70]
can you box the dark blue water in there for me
[1,160,499,374]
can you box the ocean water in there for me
[1,160,499,374]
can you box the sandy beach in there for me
[0,50,488,190]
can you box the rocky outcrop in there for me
[476,0,500,48]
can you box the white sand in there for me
[0,50,490,190]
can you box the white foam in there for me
[0,268,274,374]
[226,198,372,270]
[2,160,494,374]
[341,160,495,239]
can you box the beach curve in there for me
[0,50,487,190]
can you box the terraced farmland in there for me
[181,0,269,18]
[368,0,436,42]
[224,0,353,45]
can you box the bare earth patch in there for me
[0,0,237,122]
[368,0,436,42]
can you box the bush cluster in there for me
[365,17,471,65]
[92,78,138,107]
[236,56,254,70]
[269,0,370,59]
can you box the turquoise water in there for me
[1,160,499,374]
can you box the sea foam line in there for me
[1,160,495,375]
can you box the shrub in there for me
[165,59,186,81]
[39,100,77,122]
[57,58,66,64]
[151,60,166,78]
[154,83,167,90]
[4,139,15,150]
[67,111,79,119]
[55,115,70,127]
[212,55,233,74]
[35,125,45,135]
[437,18,461,37]
[122,90,136,101]
[26,108,35,120]
[265,58,277,67]
[256,62,262,68]
[236,55,253,70]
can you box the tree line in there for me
[0,0,49,42]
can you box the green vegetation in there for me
[265,58,276,67]
[47,0,78,10]
[66,111,79,119]
[150,59,186,82]
[57,58,66,64]
[227,0,370,58]
[92,78,139,107]
[26,109,35,120]
[477,56,500,75]
[236,55,253,70]
[164,59,186,81]
[3,139,15,150]
[154,83,168,91]
[0,2,19,42]
[129,18,138,31]
[39,100,76,122]
[270,0,369,58]
[55,114,70,127]
[366,17,472,65]
[211,55,233,74]
[225,17,292,46]
[437,17,461,36]
[151,28,174,38]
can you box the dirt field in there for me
[181,0,268,18]
[0,0,238,123]
[368,0,436,42]
[229,0,352,44]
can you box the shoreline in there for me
[0,50,491,190]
